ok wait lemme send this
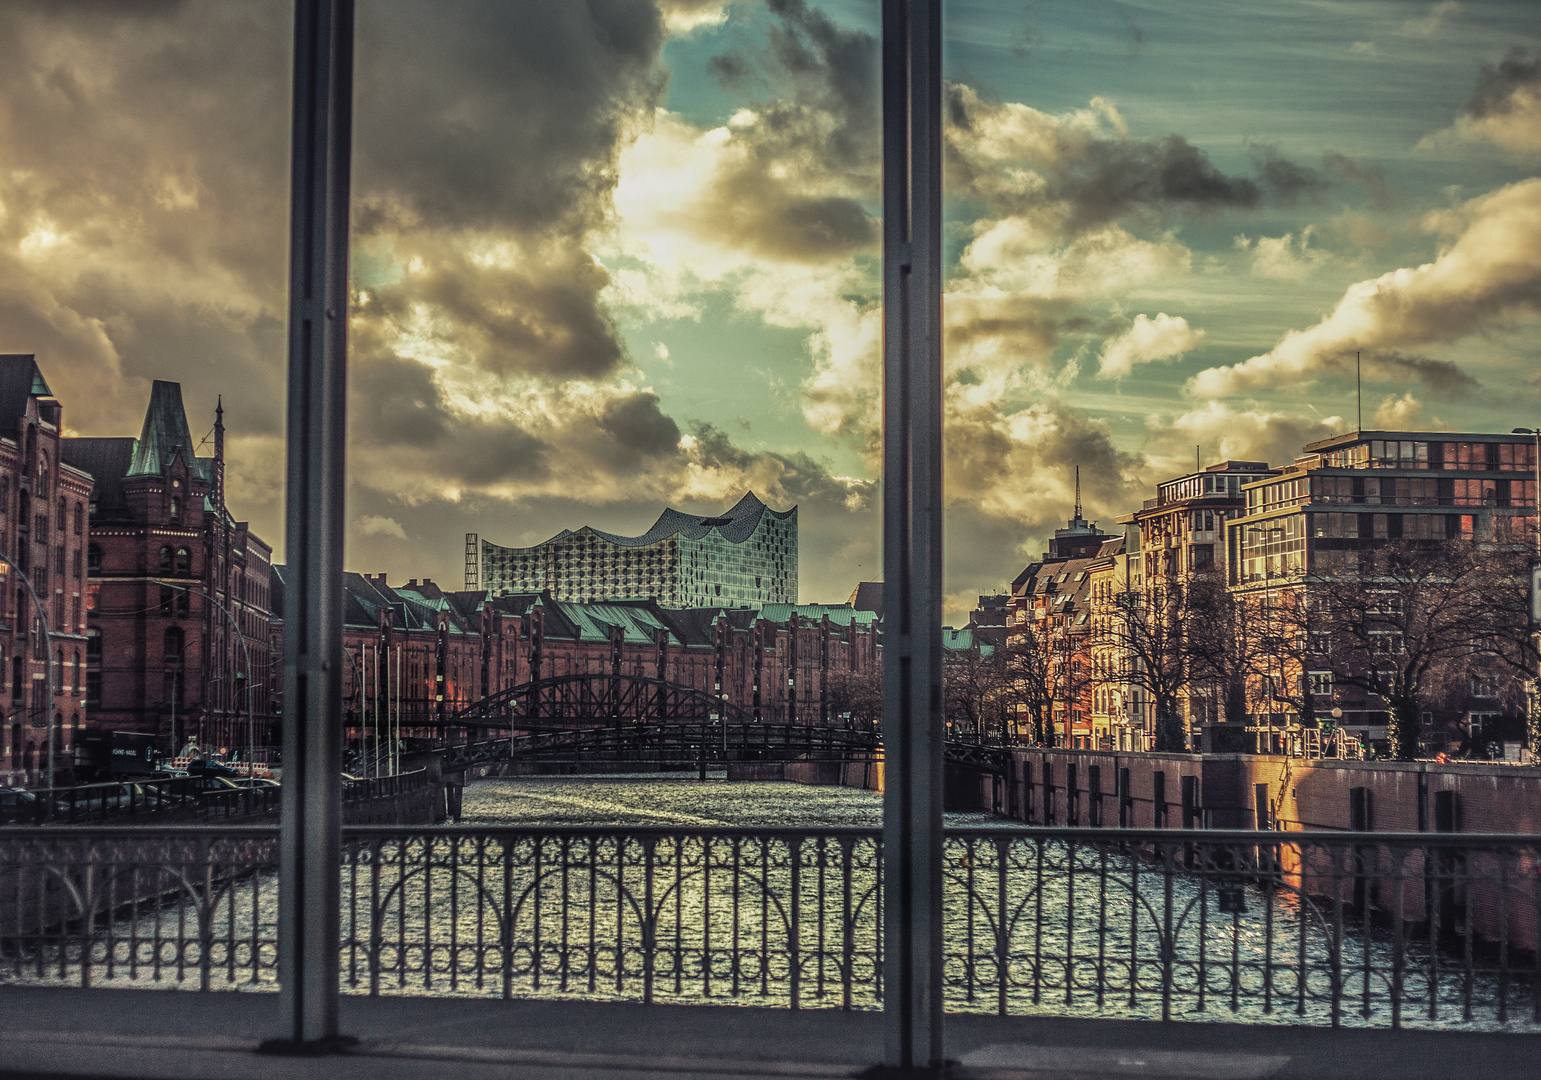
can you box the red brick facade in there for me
[62,383,274,759]
[0,356,92,784]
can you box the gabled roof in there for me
[758,603,879,628]
[0,355,51,433]
[60,437,138,520]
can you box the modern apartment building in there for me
[1225,429,1537,751]
[476,491,797,608]
[1228,431,1536,589]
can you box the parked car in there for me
[0,786,39,823]
[232,777,280,790]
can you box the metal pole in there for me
[0,553,55,797]
[273,0,353,1053]
[881,1,945,1071]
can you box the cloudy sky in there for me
[2,1,1538,622]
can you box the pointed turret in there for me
[127,381,196,478]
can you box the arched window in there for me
[159,546,173,570]
[72,651,80,693]
[54,648,62,695]
[169,497,180,522]
[73,502,83,535]
[87,545,101,574]
[175,547,190,572]
[56,496,65,527]
[35,452,47,497]
[164,627,184,665]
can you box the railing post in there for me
[881,0,945,1073]
[271,0,354,1054]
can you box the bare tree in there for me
[824,667,883,732]
[1309,541,1494,760]
[996,632,1055,745]
[1105,579,1206,751]
[1460,544,1541,754]
[944,644,1003,742]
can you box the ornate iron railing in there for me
[1,826,1537,1029]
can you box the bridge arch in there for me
[450,672,758,728]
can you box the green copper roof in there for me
[127,380,196,477]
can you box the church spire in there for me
[213,396,226,511]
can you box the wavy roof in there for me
[498,492,794,554]
[589,491,793,547]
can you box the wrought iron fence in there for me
[1,825,1537,1029]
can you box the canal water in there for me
[460,771,893,828]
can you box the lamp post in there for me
[0,552,56,797]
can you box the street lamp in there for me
[0,552,56,797]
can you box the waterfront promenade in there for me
[5,984,1541,1080]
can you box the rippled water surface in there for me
[461,772,889,828]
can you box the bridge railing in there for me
[1,825,1537,1029]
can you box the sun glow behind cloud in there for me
[0,1,1535,621]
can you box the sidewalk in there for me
[2,986,1539,1079]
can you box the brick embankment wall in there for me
[988,748,1541,953]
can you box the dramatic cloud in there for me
[1430,48,1541,158]
[1189,177,1541,397]
[360,516,409,541]
[1233,228,1333,280]
[944,87,1370,238]
[1097,313,1206,379]
[1143,402,1343,477]
[1371,392,1445,430]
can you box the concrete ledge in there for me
[4,984,1541,1080]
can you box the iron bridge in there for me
[438,673,1008,773]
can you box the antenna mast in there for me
[1356,351,1362,432]
[1074,465,1082,521]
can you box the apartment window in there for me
[85,629,101,710]
[87,545,102,574]
[1308,671,1333,697]
[175,547,191,573]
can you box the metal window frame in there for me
[272,0,948,1065]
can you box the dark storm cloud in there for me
[680,0,880,263]
[350,354,449,449]
[1468,47,1540,119]
[1364,351,1480,397]
[0,0,671,453]
[354,0,665,236]
[945,86,1384,233]
[599,391,682,456]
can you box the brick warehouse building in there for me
[0,356,92,785]
[268,573,880,754]
[62,382,274,758]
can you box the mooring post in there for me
[272,0,354,1053]
[881,0,945,1073]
